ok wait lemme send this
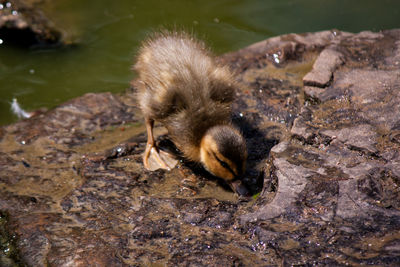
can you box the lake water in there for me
[1,0,400,125]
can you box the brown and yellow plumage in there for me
[134,31,248,195]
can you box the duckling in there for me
[134,31,249,195]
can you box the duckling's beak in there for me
[229,179,250,196]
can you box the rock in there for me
[0,0,63,47]
[321,124,378,154]
[303,48,344,88]
[1,29,400,266]
[241,151,310,222]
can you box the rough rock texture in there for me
[0,0,62,47]
[1,29,400,266]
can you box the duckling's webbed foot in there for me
[143,118,177,171]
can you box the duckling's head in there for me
[200,125,249,195]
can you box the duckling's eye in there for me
[219,160,230,170]
[212,152,236,177]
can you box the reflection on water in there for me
[1,0,400,125]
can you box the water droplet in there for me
[0,4,3,9]
[273,53,280,64]
[0,39,3,45]
[21,140,26,145]
[6,2,12,8]
[12,10,18,15]
[239,112,243,117]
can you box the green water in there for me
[1,0,400,126]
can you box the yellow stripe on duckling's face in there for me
[200,134,237,181]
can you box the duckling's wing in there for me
[136,80,187,121]
[207,66,236,104]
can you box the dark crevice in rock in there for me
[345,144,382,160]
[303,73,334,89]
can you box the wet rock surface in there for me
[0,0,63,47]
[1,29,400,266]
